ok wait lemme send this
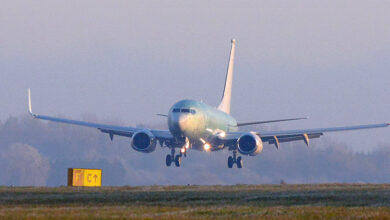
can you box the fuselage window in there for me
[190,109,196,114]
[173,108,180,112]
[181,109,190,113]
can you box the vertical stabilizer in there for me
[217,39,236,114]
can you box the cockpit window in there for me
[173,108,196,114]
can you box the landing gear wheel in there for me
[174,155,182,167]
[166,155,172,167]
[236,156,243,168]
[228,156,234,168]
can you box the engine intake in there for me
[131,130,157,153]
[237,132,263,156]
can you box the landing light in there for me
[203,143,211,151]
[181,148,186,153]
[185,141,190,149]
[218,132,226,138]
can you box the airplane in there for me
[28,39,389,168]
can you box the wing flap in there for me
[262,133,322,144]
[99,128,134,139]
[262,133,323,149]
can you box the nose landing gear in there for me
[228,150,243,168]
[166,148,183,167]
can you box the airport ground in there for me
[0,184,389,219]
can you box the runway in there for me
[0,184,389,219]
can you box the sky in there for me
[1,0,390,152]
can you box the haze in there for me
[1,1,390,152]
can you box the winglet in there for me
[28,88,36,117]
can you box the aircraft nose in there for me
[177,114,190,132]
[169,113,191,136]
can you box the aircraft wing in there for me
[223,122,389,149]
[28,89,173,141]
[259,123,389,148]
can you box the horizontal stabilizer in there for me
[237,117,307,127]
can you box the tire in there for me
[175,155,182,167]
[236,156,243,168]
[166,154,172,167]
[228,156,234,168]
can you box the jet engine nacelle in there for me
[237,132,263,156]
[131,130,157,153]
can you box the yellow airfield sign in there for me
[68,168,102,187]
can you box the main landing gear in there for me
[166,148,182,167]
[228,150,243,168]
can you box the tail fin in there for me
[217,39,236,114]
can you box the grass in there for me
[0,184,389,219]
